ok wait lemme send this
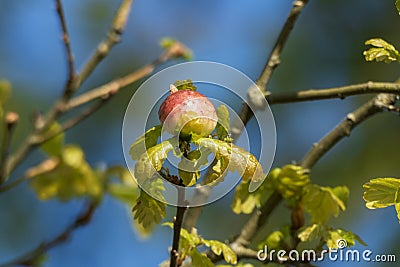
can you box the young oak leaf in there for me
[29,145,102,202]
[302,184,349,224]
[363,38,400,63]
[203,240,237,265]
[129,125,162,160]
[231,179,273,214]
[325,228,366,249]
[190,249,214,267]
[363,177,400,222]
[270,165,310,201]
[132,179,166,232]
[194,138,265,183]
[40,122,65,157]
[215,105,230,141]
[134,139,177,184]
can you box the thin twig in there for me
[0,112,19,184]
[66,41,190,111]
[55,0,76,97]
[267,81,400,104]
[256,0,309,91]
[0,202,96,267]
[77,0,134,87]
[1,43,187,184]
[0,174,27,193]
[232,0,309,140]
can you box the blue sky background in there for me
[0,0,400,266]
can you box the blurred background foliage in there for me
[0,0,399,266]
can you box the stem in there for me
[170,188,187,267]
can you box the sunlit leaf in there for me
[130,126,162,160]
[363,177,400,223]
[40,122,65,157]
[29,145,102,201]
[302,184,348,224]
[160,37,192,60]
[396,0,400,15]
[215,105,230,141]
[258,230,285,250]
[363,177,400,209]
[191,249,214,267]
[231,179,273,214]
[297,224,325,251]
[174,79,197,91]
[203,240,237,265]
[132,179,166,232]
[134,139,177,184]
[325,228,366,249]
[363,38,400,63]
[178,158,200,186]
[270,165,310,201]
[395,187,400,223]
[195,138,265,183]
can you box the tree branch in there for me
[55,0,76,97]
[76,0,134,87]
[300,93,397,169]
[0,202,96,267]
[232,0,309,140]
[65,41,189,111]
[256,0,309,91]
[267,81,400,104]
[1,42,188,184]
[0,112,19,184]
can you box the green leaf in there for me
[270,165,310,201]
[231,179,273,214]
[297,224,325,251]
[363,177,400,209]
[395,187,400,223]
[163,222,202,259]
[132,181,166,232]
[258,230,285,250]
[215,105,230,141]
[325,228,366,249]
[195,138,265,183]
[130,126,162,160]
[191,249,214,267]
[363,38,400,63]
[173,79,197,91]
[134,139,177,184]
[203,240,237,265]
[160,38,192,60]
[29,145,102,201]
[396,0,400,15]
[178,158,200,186]
[302,184,348,224]
[40,122,65,157]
